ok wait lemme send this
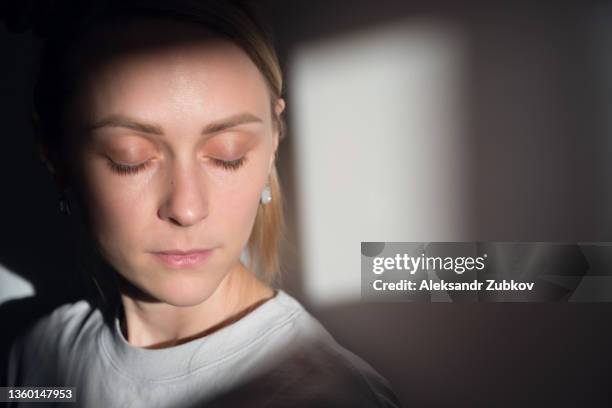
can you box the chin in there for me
[148,273,225,307]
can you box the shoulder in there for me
[8,299,101,385]
[252,291,402,407]
[19,299,100,349]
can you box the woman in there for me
[7,1,401,407]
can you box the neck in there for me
[119,263,274,349]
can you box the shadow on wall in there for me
[0,17,89,386]
[261,0,612,406]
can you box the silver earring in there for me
[58,192,71,216]
[260,184,272,205]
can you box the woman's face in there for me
[64,20,281,307]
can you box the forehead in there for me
[72,18,271,126]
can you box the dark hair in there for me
[33,0,285,151]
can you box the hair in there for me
[32,0,287,308]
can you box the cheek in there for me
[206,142,272,234]
[211,166,266,243]
[79,165,156,248]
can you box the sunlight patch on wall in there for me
[288,19,469,306]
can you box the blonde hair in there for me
[34,1,287,306]
[248,163,285,284]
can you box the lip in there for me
[151,248,214,269]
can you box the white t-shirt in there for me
[7,289,401,407]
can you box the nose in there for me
[158,161,208,227]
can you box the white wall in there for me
[288,20,471,306]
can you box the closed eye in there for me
[105,156,248,176]
[210,157,247,171]
[106,158,151,175]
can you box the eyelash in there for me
[210,157,247,171]
[106,157,247,175]
[107,160,151,175]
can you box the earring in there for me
[260,184,272,205]
[58,192,71,216]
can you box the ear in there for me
[269,98,286,174]
[274,97,286,117]
[36,140,70,192]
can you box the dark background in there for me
[1,1,612,407]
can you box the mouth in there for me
[151,248,214,269]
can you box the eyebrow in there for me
[85,112,263,136]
